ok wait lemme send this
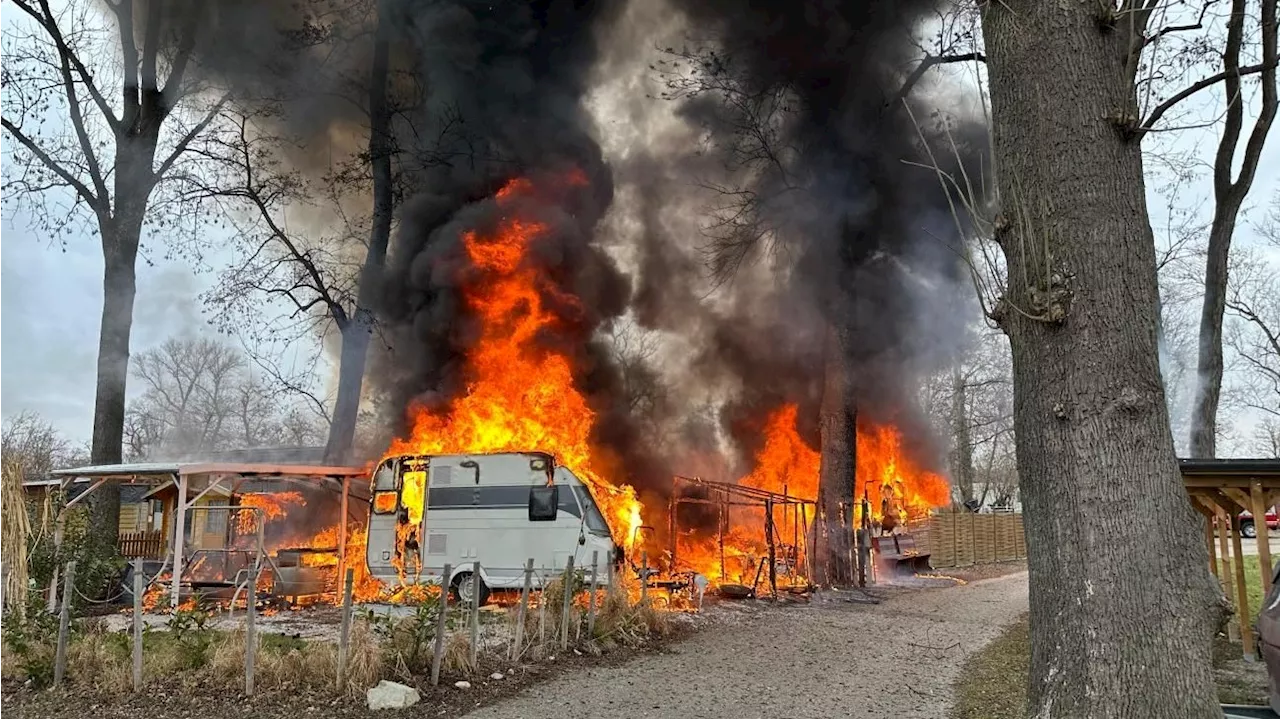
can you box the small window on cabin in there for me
[372,490,398,515]
[205,499,229,535]
[530,457,549,473]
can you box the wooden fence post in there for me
[587,551,599,638]
[0,560,9,616]
[511,559,533,661]
[132,558,143,691]
[559,556,575,649]
[336,568,355,691]
[469,561,481,667]
[431,563,452,686]
[246,561,257,696]
[53,560,76,686]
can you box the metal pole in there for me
[172,474,188,610]
[766,498,777,600]
[559,556,575,649]
[132,558,144,691]
[717,499,726,582]
[469,561,481,667]
[336,568,355,691]
[53,560,76,686]
[640,551,648,605]
[430,563,452,686]
[511,559,533,661]
[338,476,350,576]
[587,551,599,637]
[245,555,258,696]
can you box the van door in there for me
[366,458,400,579]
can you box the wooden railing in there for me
[118,529,165,558]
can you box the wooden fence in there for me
[908,511,1026,568]
[117,530,165,559]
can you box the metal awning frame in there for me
[45,462,366,611]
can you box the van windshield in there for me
[574,487,612,537]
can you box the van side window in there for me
[373,461,397,491]
[422,485,583,518]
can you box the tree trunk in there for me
[817,322,855,586]
[88,215,142,541]
[1188,211,1240,459]
[323,0,395,465]
[949,366,975,504]
[325,321,373,462]
[981,3,1223,717]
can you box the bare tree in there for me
[1223,204,1280,457]
[1182,0,1279,458]
[124,335,324,460]
[1,411,84,479]
[2,0,229,537]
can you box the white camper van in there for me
[365,451,620,604]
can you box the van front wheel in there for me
[451,572,491,606]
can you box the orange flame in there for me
[673,403,950,587]
[387,174,643,550]
[236,492,306,534]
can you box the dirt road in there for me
[467,572,1029,719]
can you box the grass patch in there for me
[951,614,1029,719]
[951,611,1271,718]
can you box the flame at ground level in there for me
[672,404,951,587]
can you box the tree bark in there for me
[981,3,1223,716]
[949,366,975,504]
[324,0,395,465]
[816,322,854,586]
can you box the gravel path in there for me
[466,573,1028,719]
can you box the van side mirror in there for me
[529,485,559,522]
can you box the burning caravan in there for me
[365,451,620,604]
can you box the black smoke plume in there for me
[611,0,985,472]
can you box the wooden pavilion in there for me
[1182,458,1280,660]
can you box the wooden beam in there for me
[1218,506,1240,643]
[1254,481,1273,594]
[1206,514,1218,578]
[1207,489,1247,515]
[1223,488,1254,513]
[1231,514,1256,660]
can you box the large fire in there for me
[672,403,951,586]
[386,174,644,551]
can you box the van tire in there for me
[451,572,491,606]
[1242,520,1258,539]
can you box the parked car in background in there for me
[1240,507,1279,539]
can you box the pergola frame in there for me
[48,462,367,610]
[669,475,816,596]
[1181,458,1280,661]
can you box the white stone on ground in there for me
[366,680,421,710]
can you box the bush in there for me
[1,599,59,687]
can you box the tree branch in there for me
[153,93,229,181]
[0,118,102,211]
[892,52,986,107]
[1139,63,1276,134]
[13,0,121,130]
